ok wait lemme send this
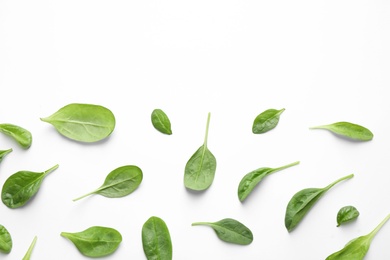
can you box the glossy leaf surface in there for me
[151,109,172,135]
[238,161,299,202]
[192,218,253,245]
[0,225,12,254]
[0,124,32,149]
[41,103,116,143]
[310,121,373,141]
[22,236,37,260]
[142,216,172,260]
[337,206,360,227]
[252,108,285,134]
[285,174,354,232]
[73,165,143,201]
[184,113,216,191]
[0,149,12,163]
[1,164,59,208]
[61,226,122,258]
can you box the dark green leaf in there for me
[310,121,373,141]
[0,225,12,254]
[192,218,253,245]
[1,164,59,208]
[337,206,360,227]
[0,149,12,163]
[252,108,285,134]
[142,216,172,260]
[22,236,37,260]
[73,165,143,201]
[0,124,32,149]
[151,109,172,135]
[61,226,122,258]
[41,103,116,143]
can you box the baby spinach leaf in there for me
[184,113,216,191]
[151,109,172,135]
[285,174,354,232]
[238,161,299,202]
[142,216,172,260]
[1,164,59,208]
[0,124,32,149]
[192,218,253,245]
[310,121,373,141]
[326,213,390,259]
[337,206,360,227]
[73,165,142,201]
[40,103,116,143]
[61,226,122,257]
[252,108,285,134]
[22,236,37,260]
[0,149,12,163]
[0,225,12,254]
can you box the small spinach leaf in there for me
[0,149,12,163]
[310,121,373,141]
[252,108,285,134]
[326,214,390,259]
[1,164,59,208]
[337,206,360,227]
[285,174,354,232]
[61,226,122,257]
[73,165,142,201]
[238,161,299,202]
[192,218,253,245]
[22,236,37,260]
[0,225,12,254]
[151,109,172,135]
[184,113,216,191]
[0,124,32,149]
[142,216,172,260]
[40,103,116,143]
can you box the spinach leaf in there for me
[151,109,172,135]
[61,226,122,257]
[192,218,253,245]
[0,149,12,163]
[184,113,216,191]
[142,216,172,260]
[337,206,360,227]
[0,225,12,254]
[238,161,299,202]
[0,124,32,149]
[326,214,390,259]
[73,165,142,201]
[40,103,116,143]
[1,164,59,208]
[22,236,37,260]
[252,108,285,134]
[310,121,373,141]
[285,174,354,232]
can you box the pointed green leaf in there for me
[151,109,172,135]
[337,206,360,227]
[310,121,373,141]
[0,124,32,149]
[252,108,285,134]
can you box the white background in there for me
[1,1,390,259]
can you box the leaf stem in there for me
[22,236,37,260]
[273,161,300,172]
[324,174,354,191]
[203,112,211,148]
[192,222,210,226]
[367,213,390,241]
[2,148,13,156]
[309,124,329,130]
[73,189,97,202]
[44,164,59,176]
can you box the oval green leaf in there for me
[22,236,37,260]
[0,225,12,254]
[40,103,116,143]
[0,149,12,163]
[192,218,253,245]
[151,109,172,135]
[73,165,143,201]
[0,124,32,149]
[337,206,360,227]
[142,216,173,260]
[310,121,373,141]
[61,226,122,258]
[252,108,285,134]
[1,164,59,208]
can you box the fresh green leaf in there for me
[337,206,360,227]
[310,121,373,141]
[0,149,12,163]
[73,165,143,201]
[285,174,354,232]
[61,226,122,258]
[326,214,390,259]
[0,225,12,254]
[238,161,299,202]
[252,108,285,134]
[151,109,172,135]
[0,124,32,149]
[142,216,172,260]
[192,218,253,245]
[40,103,116,143]
[22,236,37,260]
[1,164,59,208]
[184,113,216,191]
